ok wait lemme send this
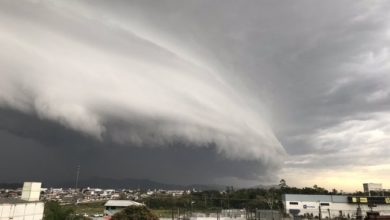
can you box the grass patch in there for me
[151,209,175,218]
[64,201,106,215]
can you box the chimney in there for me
[21,182,42,201]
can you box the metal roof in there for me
[283,194,348,203]
[104,200,144,207]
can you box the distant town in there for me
[2,181,390,220]
[1,184,191,204]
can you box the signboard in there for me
[348,196,390,205]
[360,197,368,203]
[303,204,316,209]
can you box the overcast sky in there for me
[0,0,389,191]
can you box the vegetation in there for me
[64,201,105,216]
[45,180,353,219]
[111,206,159,220]
[150,209,174,218]
[141,180,339,212]
[44,201,91,220]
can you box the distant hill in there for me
[0,183,23,189]
[49,177,227,191]
[250,184,280,189]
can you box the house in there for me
[104,200,144,219]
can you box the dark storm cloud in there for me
[0,0,390,188]
[0,107,275,186]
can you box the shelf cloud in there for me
[1,0,390,189]
[0,0,285,184]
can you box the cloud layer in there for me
[1,0,390,189]
[0,0,285,184]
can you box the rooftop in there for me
[104,200,143,207]
[283,194,348,203]
[0,198,43,204]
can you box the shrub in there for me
[111,206,158,220]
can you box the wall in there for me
[285,200,390,218]
[0,202,44,220]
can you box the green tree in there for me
[44,201,74,220]
[264,188,277,210]
[279,179,287,188]
[111,206,159,220]
[44,201,90,220]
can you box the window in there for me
[290,202,298,205]
[106,206,117,210]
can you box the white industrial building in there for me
[0,182,44,220]
[104,200,143,219]
[363,183,383,196]
[283,194,390,219]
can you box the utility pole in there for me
[356,203,362,220]
[75,165,80,192]
[318,202,322,220]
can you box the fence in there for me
[255,210,282,220]
[164,208,390,220]
[161,209,283,220]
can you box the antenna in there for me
[75,165,80,191]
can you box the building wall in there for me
[364,183,383,193]
[286,200,359,218]
[21,182,42,202]
[284,194,390,218]
[0,202,44,220]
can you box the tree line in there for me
[141,180,341,212]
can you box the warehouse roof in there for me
[283,194,348,203]
[104,200,143,207]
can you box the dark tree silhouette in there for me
[111,206,158,220]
